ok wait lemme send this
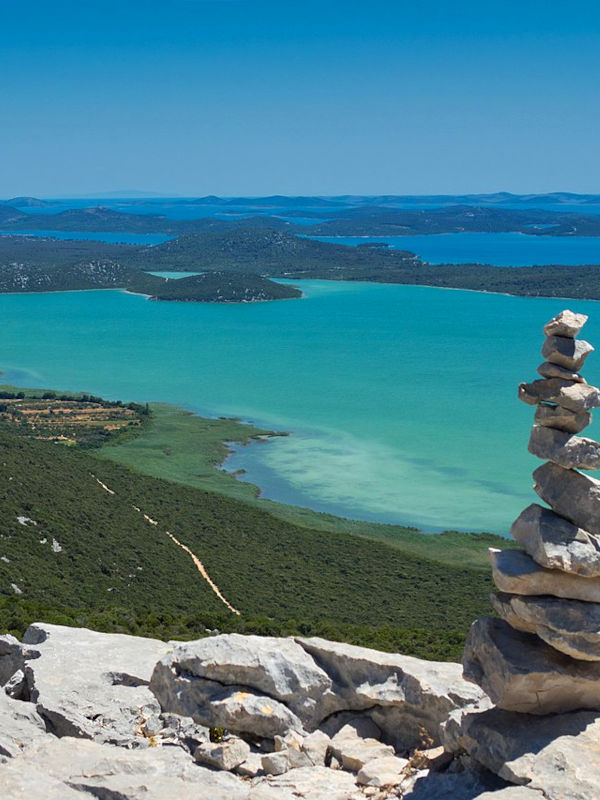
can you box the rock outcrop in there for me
[451,309,600,798]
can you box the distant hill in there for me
[1,197,57,208]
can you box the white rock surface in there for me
[510,503,600,578]
[20,622,169,745]
[301,729,331,765]
[248,766,359,800]
[463,617,600,714]
[0,690,47,758]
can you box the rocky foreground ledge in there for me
[0,623,595,799]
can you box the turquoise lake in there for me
[2,281,600,534]
[311,233,600,267]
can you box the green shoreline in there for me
[0,383,509,569]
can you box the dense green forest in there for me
[0,405,511,660]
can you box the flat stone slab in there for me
[543,309,588,339]
[21,622,170,745]
[462,617,600,714]
[248,766,359,800]
[491,591,600,661]
[534,460,600,537]
[490,547,600,602]
[528,425,600,469]
[537,361,585,382]
[444,704,600,800]
[541,334,594,371]
[518,378,600,412]
[510,503,600,578]
[356,755,408,787]
[534,402,591,434]
[11,735,249,800]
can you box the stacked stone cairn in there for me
[462,309,600,714]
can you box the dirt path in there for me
[92,473,241,615]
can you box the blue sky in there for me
[0,0,598,196]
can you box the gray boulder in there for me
[536,361,585,382]
[541,334,594,371]
[518,378,600,412]
[491,591,600,661]
[329,722,395,771]
[300,729,330,765]
[534,460,600,537]
[297,636,485,750]
[151,667,304,737]
[20,622,169,745]
[444,705,600,800]
[150,633,332,728]
[462,617,600,714]
[510,503,600,578]
[543,309,588,338]
[490,547,600,602]
[534,402,591,434]
[528,425,600,469]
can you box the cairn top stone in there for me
[543,309,588,339]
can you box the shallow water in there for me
[1,281,599,534]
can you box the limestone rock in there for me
[296,636,484,750]
[0,633,28,686]
[543,309,588,338]
[261,750,293,776]
[194,736,251,770]
[491,591,600,661]
[151,661,304,738]
[474,789,544,799]
[356,755,408,787]
[150,633,332,727]
[235,751,264,777]
[300,729,330,765]
[462,616,600,714]
[510,503,600,578]
[248,766,358,800]
[534,402,591,434]
[536,361,585,382]
[329,723,395,772]
[490,547,600,602]
[528,425,600,469]
[534,460,600,537]
[0,762,86,800]
[445,705,600,800]
[541,334,594,371]
[518,378,600,412]
[0,690,47,758]
[20,622,169,745]
[12,735,249,800]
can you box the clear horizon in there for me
[1,0,598,197]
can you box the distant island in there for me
[0,227,599,304]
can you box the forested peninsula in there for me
[0,227,599,304]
